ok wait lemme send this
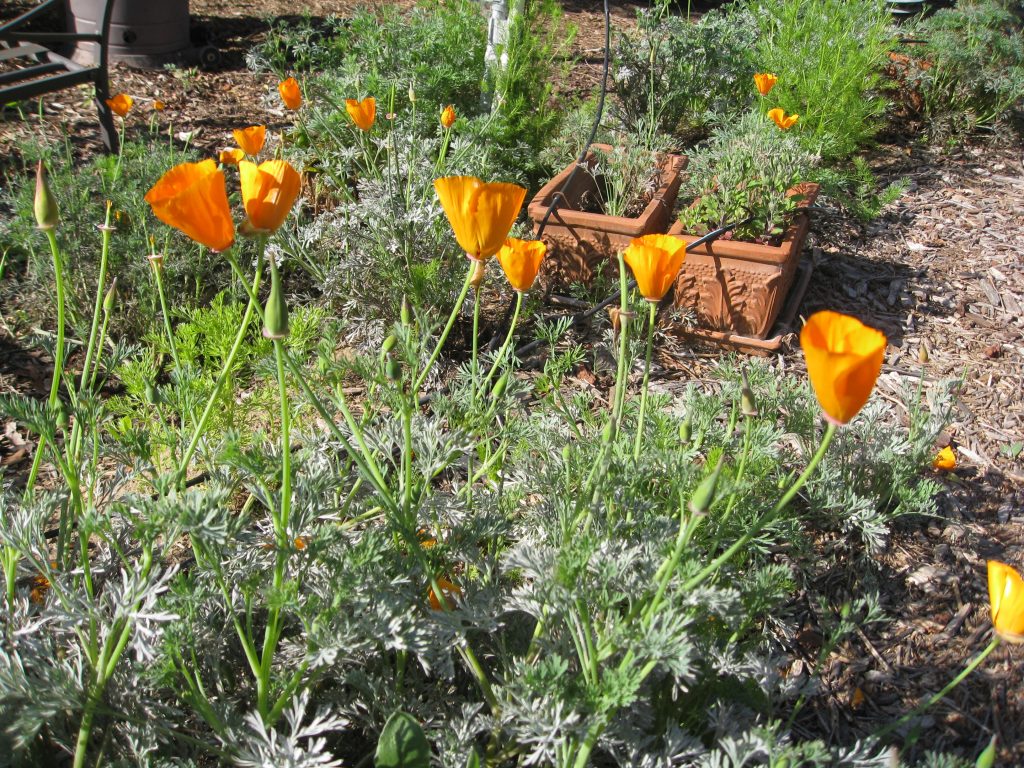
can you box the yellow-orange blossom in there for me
[145,159,235,252]
[434,176,526,261]
[623,234,688,302]
[767,108,799,130]
[279,77,302,110]
[988,561,1024,642]
[346,97,376,131]
[496,238,546,292]
[753,73,777,96]
[239,159,302,234]
[233,125,266,156]
[800,310,885,425]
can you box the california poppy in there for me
[153,99,167,111]
[800,311,886,425]
[988,560,1024,642]
[754,73,778,96]
[428,577,462,610]
[767,107,799,130]
[623,234,688,303]
[345,97,376,131]
[218,148,245,166]
[933,445,956,471]
[279,77,302,110]
[105,93,133,118]
[233,125,266,157]
[440,104,456,129]
[434,176,527,261]
[145,159,235,252]
[239,159,301,234]
[496,238,546,292]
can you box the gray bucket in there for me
[69,0,194,68]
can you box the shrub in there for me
[751,0,895,159]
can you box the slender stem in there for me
[153,264,182,373]
[874,636,1001,742]
[482,291,522,389]
[414,262,474,392]
[273,339,292,537]
[175,248,263,482]
[632,301,657,461]
[470,286,482,405]
[78,204,113,393]
[27,229,67,491]
[682,422,837,591]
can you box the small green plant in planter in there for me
[677,111,819,244]
[582,133,665,218]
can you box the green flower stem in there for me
[273,339,292,537]
[27,229,67,491]
[874,636,1001,742]
[414,262,474,393]
[632,301,658,461]
[78,204,113,394]
[153,262,182,374]
[470,285,482,405]
[88,308,112,391]
[682,421,837,592]
[175,247,263,483]
[482,291,523,390]
[2,547,16,608]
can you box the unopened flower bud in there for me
[263,261,290,340]
[469,259,486,290]
[602,421,616,442]
[386,358,402,382]
[145,381,160,405]
[400,297,411,326]
[561,445,571,464]
[34,161,59,230]
[490,371,509,400]
[408,84,416,104]
[679,414,691,443]
[102,277,118,315]
[918,345,929,364]
[740,370,758,418]
[381,333,398,356]
[688,455,725,516]
[54,400,70,430]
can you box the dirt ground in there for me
[1,0,1023,763]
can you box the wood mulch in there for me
[1,0,1022,763]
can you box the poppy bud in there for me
[263,261,290,340]
[386,358,402,382]
[679,414,691,443]
[145,382,160,405]
[408,84,416,104]
[919,345,929,364]
[490,371,509,400]
[102,277,118,316]
[688,455,725,516]
[400,297,411,326]
[561,445,571,464]
[602,421,616,442]
[740,370,758,418]
[54,400,71,430]
[440,104,456,129]
[34,161,59,230]
[470,259,486,291]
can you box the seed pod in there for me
[262,260,290,340]
[34,161,59,230]
[688,455,725,516]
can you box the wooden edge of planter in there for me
[668,182,820,266]
[528,146,688,238]
[665,248,818,356]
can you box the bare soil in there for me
[1,0,1022,763]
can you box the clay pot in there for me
[528,144,687,286]
[668,182,819,347]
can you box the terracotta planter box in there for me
[528,145,687,286]
[668,182,819,348]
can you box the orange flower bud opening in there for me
[239,159,302,234]
[428,577,462,611]
[105,93,134,117]
[433,176,527,262]
[233,125,267,157]
[767,108,799,130]
[496,238,547,293]
[279,77,302,110]
[800,310,886,425]
[932,445,956,471]
[753,72,778,96]
[145,159,235,252]
[218,148,245,166]
[988,561,1024,642]
[153,99,167,111]
[622,234,688,303]
[345,97,377,131]
[440,104,456,129]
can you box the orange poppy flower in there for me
[753,73,778,96]
[239,159,301,233]
[932,445,956,471]
[218,148,245,166]
[152,99,167,111]
[105,93,133,118]
[623,234,688,302]
[440,104,456,129]
[433,176,526,262]
[496,238,546,292]
[988,560,1024,642]
[428,577,462,610]
[767,107,799,130]
[800,311,886,425]
[279,77,302,110]
[145,159,235,252]
[345,97,376,131]
[233,125,266,157]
